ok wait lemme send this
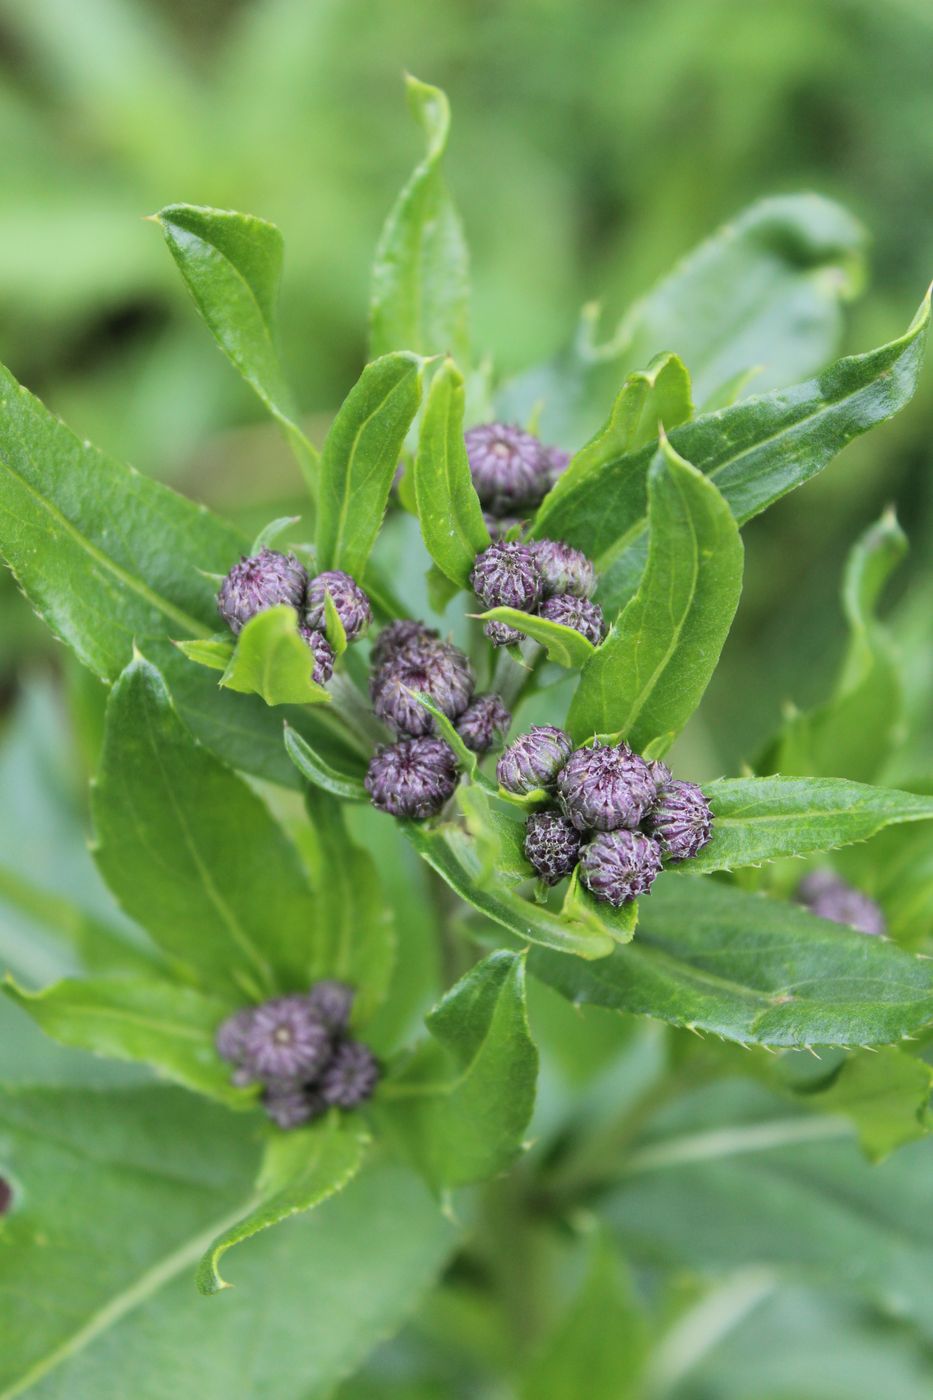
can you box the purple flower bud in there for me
[580,829,663,906]
[471,541,543,612]
[455,694,511,753]
[528,539,597,598]
[524,811,582,885]
[557,742,656,831]
[307,979,355,1031]
[646,759,673,793]
[464,422,550,513]
[645,780,713,862]
[796,870,886,937]
[263,1085,326,1130]
[365,737,459,819]
[304,569,372,643]
[371,619,439,671]
[483,513,526,541]
[241,995,332,1081]
[215,1007,257,1064]
[497,725,574,795]
[319,1039,380,1108]
[372,651,474,737]
[217,549,308,635]
[537,594,607,645]
[297,625,336,685]
[484,620,525,648]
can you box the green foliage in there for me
[218,605,330,706]
[413,358,490,587]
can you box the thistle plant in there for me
[1,75,933,1400]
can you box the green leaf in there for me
[406,688,488,782]
[413,358,490,587]
[561,868,639,945]
[474,607,597,668]
[196,1114,370,1295]
[174,635,234,672]
[533,292,931,617]
[501,194,866,446]
[527,876,933,1046]
[3,974,249,1107]
[381,952,537,1189]
[455,784,531,885]
[219,604,331,706]
[568,434,743,747]
[685,775,933,874]
[322,588,349,656]
[0,1086,457,1397]
[369,75,470,364]
[92,655,321,1000]
[793,1047,932,1162]
[316,352,424,579]
[283,722,369,801]
[761,510,908,783]
[402,820,614,961]
[156,203,318,492]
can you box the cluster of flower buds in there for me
[215,980,379,1128]
[217,549,372,685]
[365,619,511,820]
[795,869,886,937]
[497,729,714,906]
[470,537,605,648]
[464,421,569,538]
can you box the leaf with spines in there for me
[196,1114,370,1295]
[283,723,369,802]
[369,75,470,364]
[155,203,318,492]
[219,605,331,706]
[474,607,597,668]
[413,358,490,587]
[316,352,424,579]
[568,433,743,746]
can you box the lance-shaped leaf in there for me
[533,292,930,617]
[283,723,369,801]
[413,358,489,587]
[500,194,865,446]
[381,952,537,1190]
[526,876,933,1046]
[196,1114,370,1295]
[218,604,330,706]
[370,75,470,364]
[316,352,424,579]
[3,974,249,1108]
[761,510,907,783]
[682,775,933,874]
[156,203,317,490]
[568,435,743,747]
[92,655,321,1001]
[474,607,597,669]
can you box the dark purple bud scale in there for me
[646,780,713,862]
[471,541,543,613]
[537,594,606,646]
[371,619,439,671]
[263,1085,325,1130]
[464,422,551,514]
[242,996,332,1080]
[320,1040,380,1108]
[796,870,886,937]
[524,811,582,885]
[456,694,511,753]
[365,737,459,819]
[217,549,308,636]
[580,829,662,906]
[372,651,474,737]
[529,539,597,599]
[557,742,656,831]
[485,620,525,648]
[298,625,336,685]
[304,570,372,643]
[497,726,574,795]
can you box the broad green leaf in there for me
[283,723,369,801]
[316,352,424,578]
[474,607,597,668]
[568,435,743,747]
[174,635,233,672]
[527,876,933,1046]
[369,75,470,364]
[3,974,249,1108]
[196,1114,369,1295]
[402,821,614,960]
[92,656,320,1000]
[532,292,930,617]
[685,775,933,874]
[761,510,908,783]
[303,789,395,1025]
[413,358,490,587]
[156,203,317,491]
[381,952,537,1189]
[795,1047,932,1162]
[0,1086,457,1398]
[219,604,331,706]
[501,194,866,446]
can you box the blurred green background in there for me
[0,0,931,770]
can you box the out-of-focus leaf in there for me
[370,76,470,364]
[316,353,424,578]
[791,1047,932,1162]
[834,780,933,949]
[527,876,933,1046]
[568,435,743,746]
[283,723,369,802]
[219,604,330,706]
[413,358,489,588]
[92,656,320,1000]
[196,1114,369,1295]
[474,606,597,668]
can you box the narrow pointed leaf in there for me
[175,636,233,672]
[413,358,490,587]
[283,723,369,801]
[475,607,597,668]
[219,604,331,706]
